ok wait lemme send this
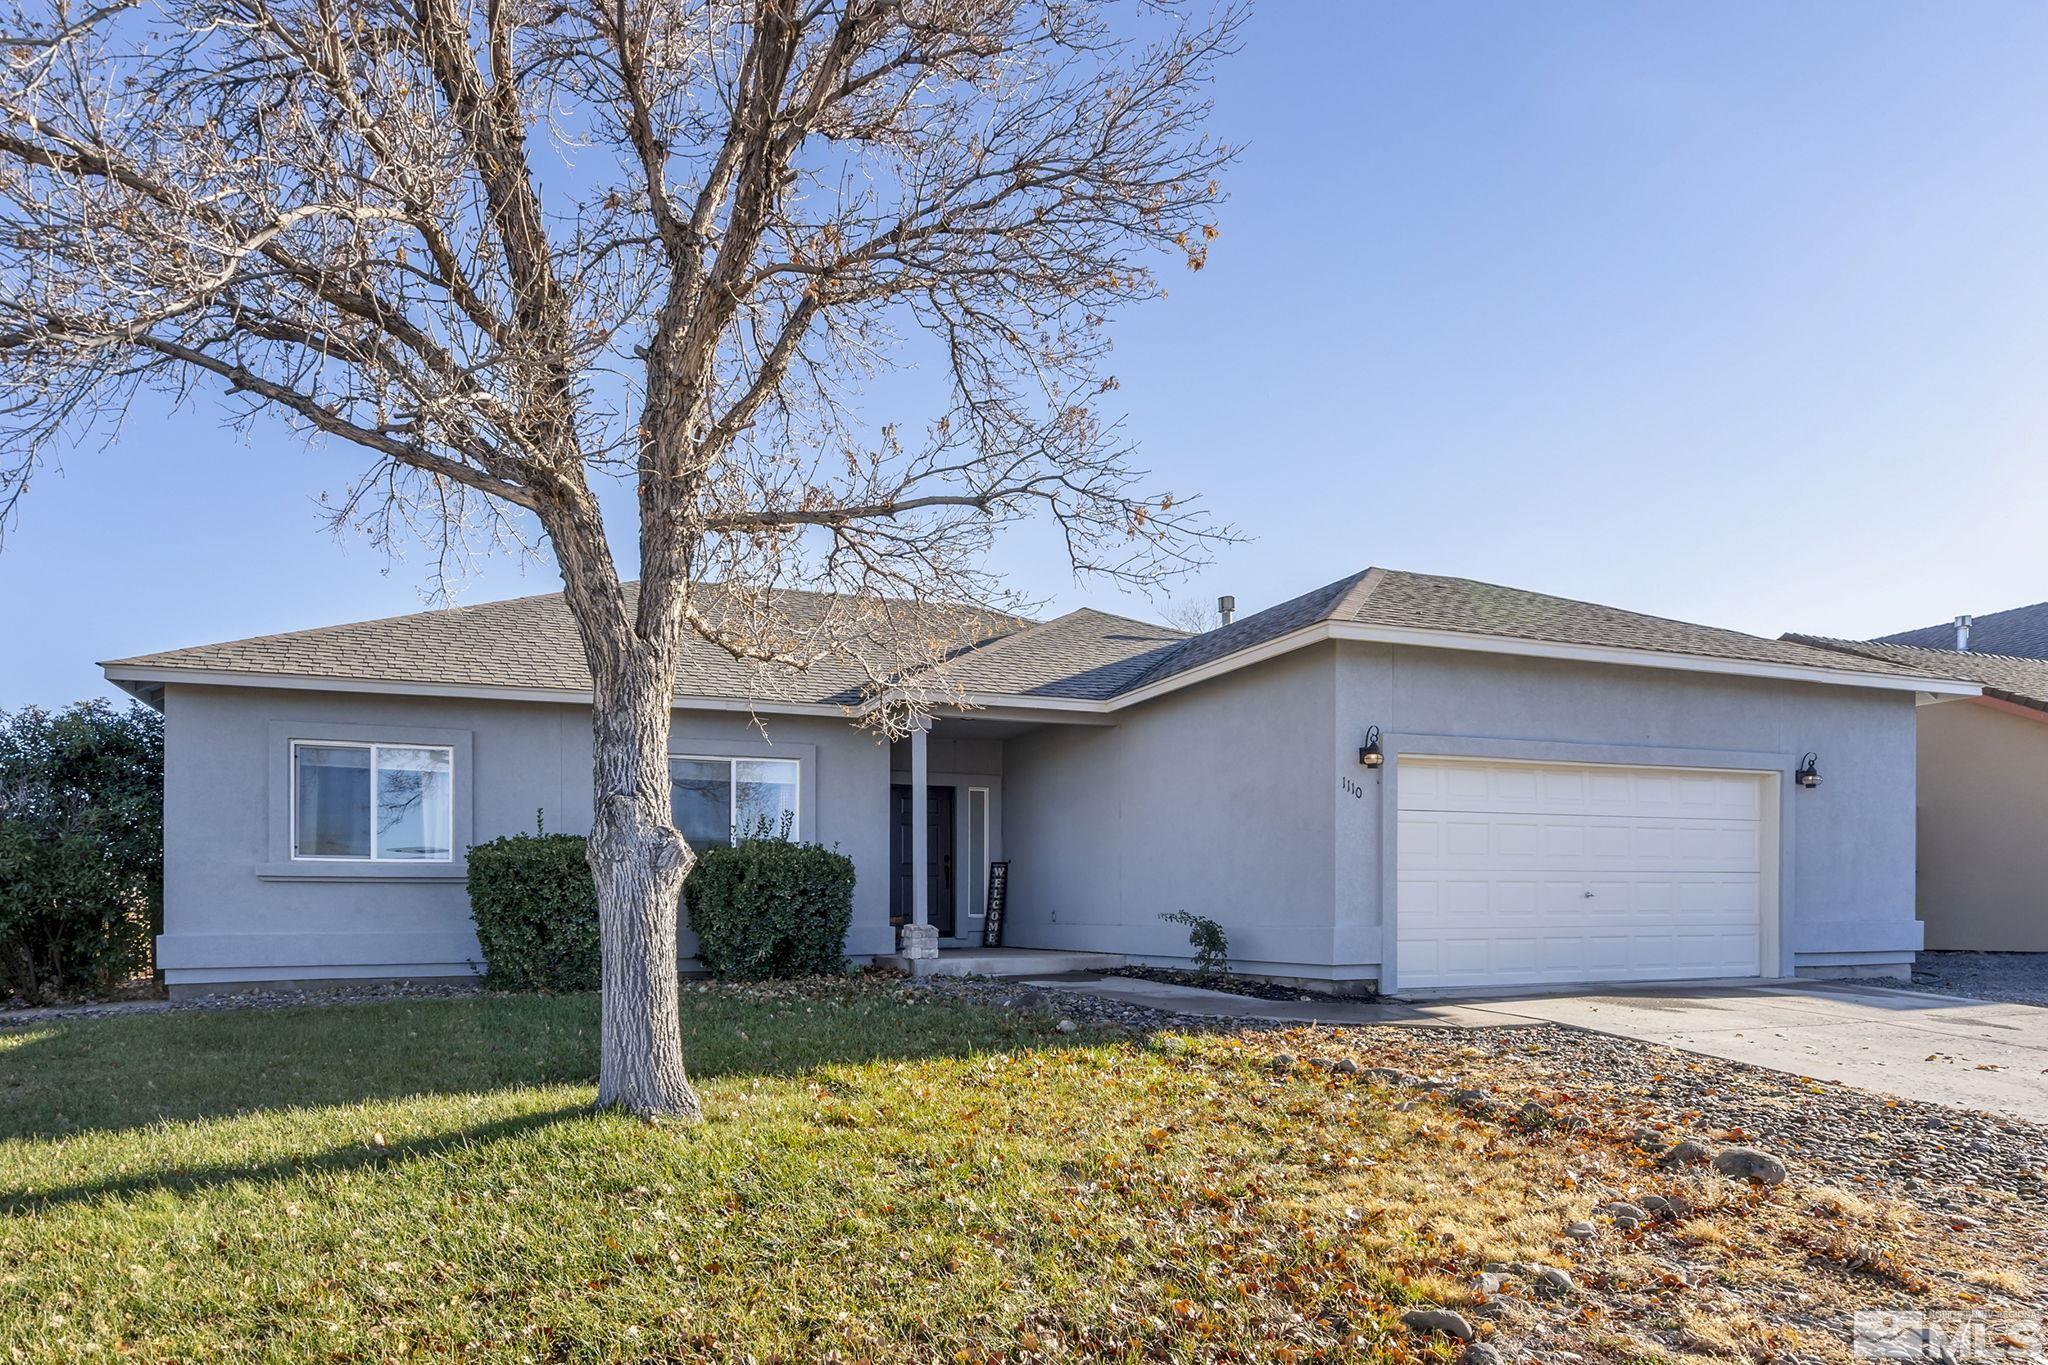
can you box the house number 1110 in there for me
[1340,777,1366,799]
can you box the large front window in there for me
[292,741,454,861]
[670,756,800,848]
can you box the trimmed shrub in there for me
[467,832,600,992]
[0,701,162,1002]
[684,833,856,981]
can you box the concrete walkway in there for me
[1026,975,2048,1124]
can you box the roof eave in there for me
[97,664,857,717]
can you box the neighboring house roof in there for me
[1877,601,2048,659]
[104,567,1981,715]
[1784,635,2048,714]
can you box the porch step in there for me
[874,948,1126,979]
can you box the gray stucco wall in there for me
[1914,699,2048,951]
[1003,640,1921,988]
[157,684,893,986]
[1001,646,1340,977]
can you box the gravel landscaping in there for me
[918,976,2048,1364]
[1887,951,2048,1007]
[924,975,2048,1203]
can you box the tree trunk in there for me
[586,654,703,1121]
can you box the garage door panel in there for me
[1398,816,1759,874]
[1396,757,1766,989]
[1402,762,1762,820]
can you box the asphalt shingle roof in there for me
[934,609,1187,701]
[1783,635,2048,712]
[1120,569,1940,693]
[105,585,1021,708]
[106,568,1963,710]
[1878,602,2048,660]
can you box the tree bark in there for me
[587,651,703,1121]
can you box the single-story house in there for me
[104,568,1980,999]
[1790,623,2048,953]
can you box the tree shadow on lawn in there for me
[0,984,1092,1144]
[0,1103,593,1216]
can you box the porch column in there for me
[899,720,939,960]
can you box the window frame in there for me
[967,785,991,921]
[669,753,802,846]
[289,738,457,864]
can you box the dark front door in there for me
[890,784,956,936]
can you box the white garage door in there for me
[1396,757,1765,990]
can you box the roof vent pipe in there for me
[1955,615,1973,652]
[1217,595,1236,627]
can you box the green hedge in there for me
[0,701,162,1002]
[466,833,600,992]
[684,836,856,981]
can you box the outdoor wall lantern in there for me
[1795,752,1822,789]
[1360,726,1384,769]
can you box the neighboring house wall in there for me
[1915,699,2048,952]
[158,684,893,991]
[1002,641,1920,989]
[1001,646,1342,980]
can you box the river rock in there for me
[1711,1146,1788,1186]
[1399,1308,1476,1342]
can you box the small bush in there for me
[1159,909,1230,978]
[0,701,162,1002]
[467,831,600,992]
[684,827,856,981]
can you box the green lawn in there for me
[0,981,1567,1362]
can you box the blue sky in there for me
[7,2,2048,707]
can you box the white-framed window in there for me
[669,755,800,849]
[291,740,455,862]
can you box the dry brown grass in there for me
[1675,1217,1730,1246]
[1676,1308,1759,1357]
[1961,1264,2033,1297]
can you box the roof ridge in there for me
[1781,634,1894,659]
[874,605,1181,697]
[1059,606,1188,633]
[1110,570,1372,695]
[1326,567,1385,622]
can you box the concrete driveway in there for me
[1444,983,2048,1124]
[1031,975,2048,1123]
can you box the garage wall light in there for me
[1359,726,1384,769]
[1795,752,1822,789]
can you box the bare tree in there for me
[0,0,1242,1118]
[1159,596,1219,634]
